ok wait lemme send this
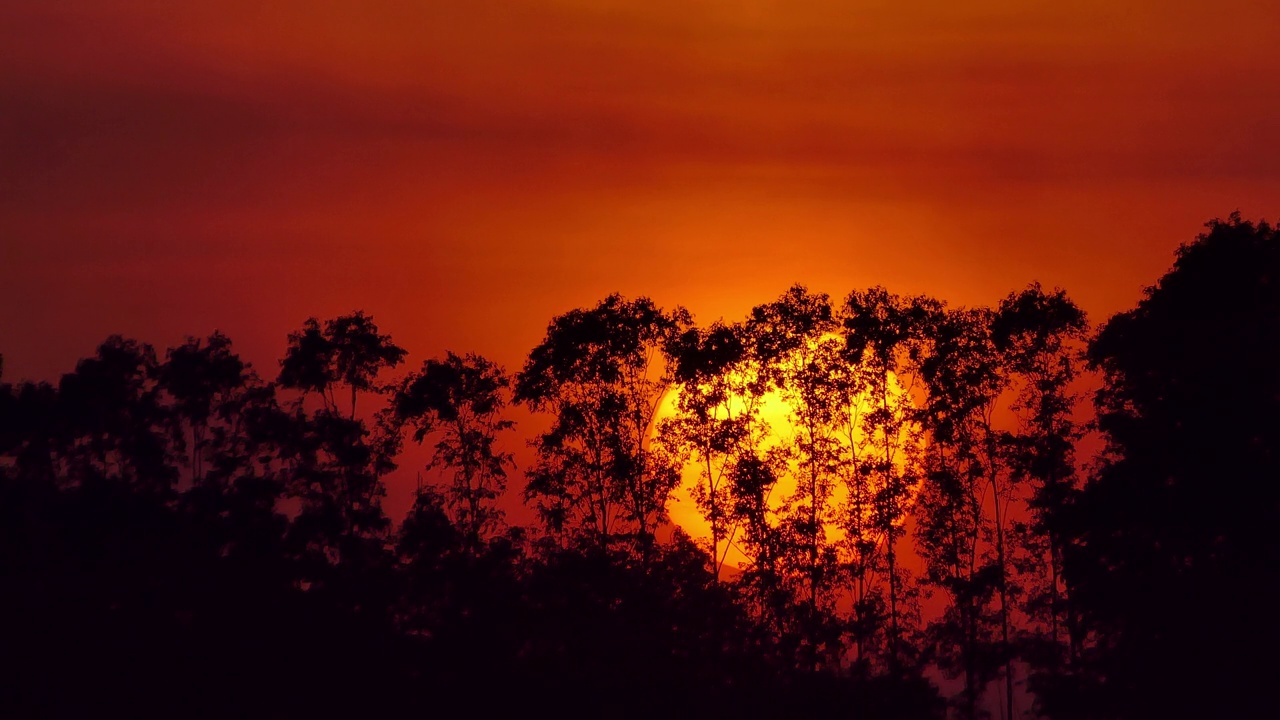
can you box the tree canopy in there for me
[2,215,1276,719]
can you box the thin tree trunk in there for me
[706,448,720,581]
[882,373,900,672]
[192,425,202,485]
[887,522,899,672]
[988,426,1015,720]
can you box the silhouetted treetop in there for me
[1091,214,1279,438]
[279,311,407,417]
[992,283,1088,357]
[1058,213,1280,720]
[515,294,691,551]
[8,216,1279,720]
[668,321,747,387]
[393,352,515,547]
[158,332,249,423]
[745,284,834,370]
[514,294,691,404]
[394,352,509,438]
[843,286,940,366]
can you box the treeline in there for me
[517,283,1085,720]
[1,215,1277,719]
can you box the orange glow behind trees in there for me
[659,365,915,571]
[652,282,1089,693]
[3,1,1279,716]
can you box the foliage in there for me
[661,319,765,580]
[1053,215,1280,719]
[515,294,691,554]
[393,351,516,549]
[3,218,1272,719]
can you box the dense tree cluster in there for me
[1,216,1276,719]
[654,282,1085,719]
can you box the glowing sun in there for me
[656,369,918,572]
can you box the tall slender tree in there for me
[662,320,770,580]
[157,333,288,565]
[157,332,252,486]
[277,312,406,576]
[515,294,690,555]
[843,287,936,673]
[917,305,1007,720]
[830,348,883,670]
[991,285,1088,680]
[279,311,407,419]
[747,285,846,669]
[394,352,515,551]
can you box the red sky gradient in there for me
[3,2,1278,518]
[5,1,1279,379]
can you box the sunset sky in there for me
[4,2,1278,381]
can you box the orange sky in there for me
[5,1,1279,380]
[3,2,1278,434]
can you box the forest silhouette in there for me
[1,215,1277,719]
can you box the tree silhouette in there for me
[154,333,290,571]
[913,425,998,720]
[394,351,515,551]
[843,287,936,673]
[904,286,1090,719]
[958,305,1023,720]
[724,449,795,655]
[156,332,252,486]
[746,285,846,670]
[54,336,173,494]
[662,320,768,580]
[1056,215,1280,719]
[276,312,405,589]
[279,311,407,418]
[515,294,690,555]
[21,231,1277,719]
[992,284,1089,697]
